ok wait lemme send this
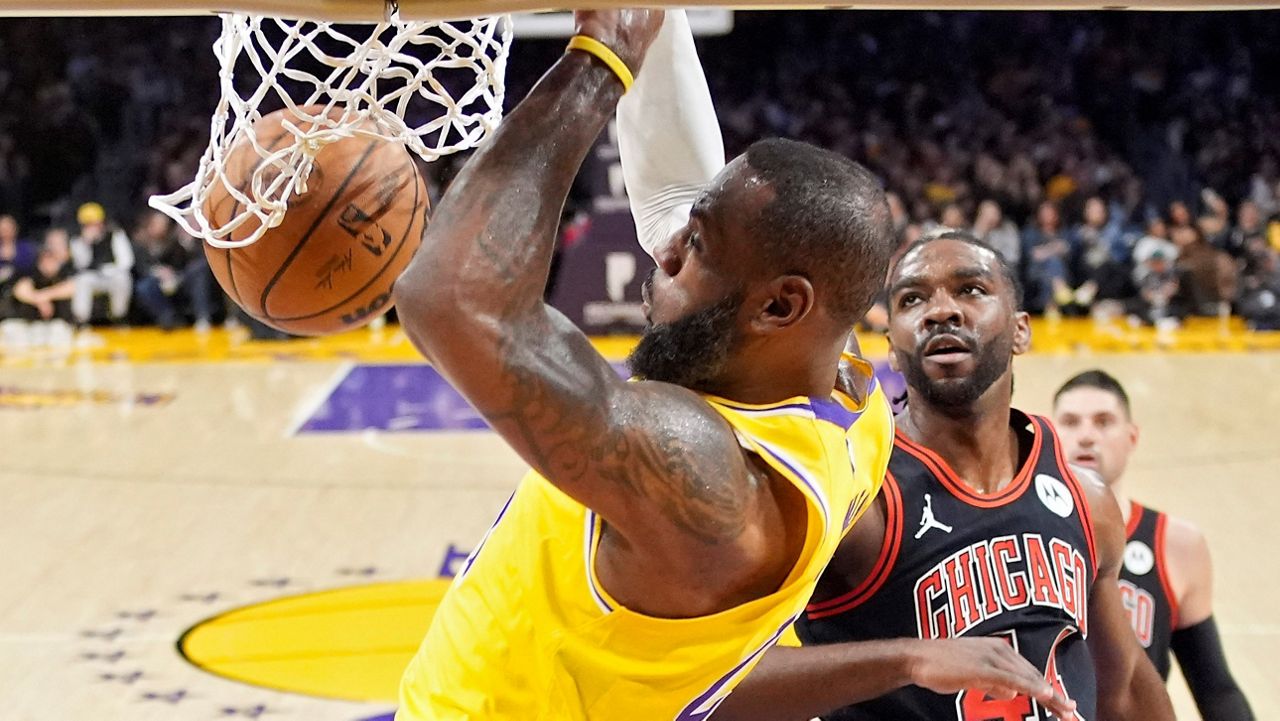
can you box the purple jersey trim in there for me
[584,511,615,613]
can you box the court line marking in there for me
[361,429,424,458]
[283,360,356,437]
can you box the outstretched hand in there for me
[573,9,665,76]
[908,637,1078,720]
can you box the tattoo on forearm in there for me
[477,315,749,545]
[405,54,749,546]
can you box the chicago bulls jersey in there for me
[798,410,1099,721]
[1118,501,1177,679]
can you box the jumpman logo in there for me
[915,494,953,539]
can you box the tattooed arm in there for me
[394,13,757,556]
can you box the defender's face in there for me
[886,239,1029,408]
[1054,387,1138,486]
[890,239,1029,412]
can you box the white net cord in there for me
[150,11,512,248]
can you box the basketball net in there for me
[149,10,512,248]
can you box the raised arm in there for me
[1079,475,1176,721]
[616,10,725,255]
[393,12,751,548]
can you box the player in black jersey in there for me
[716,231,1172,721]
[1053,370,1254,720]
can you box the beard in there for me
[896,325,1014,414]
[627,291,742,392]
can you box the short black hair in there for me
[1054,369,1132,418]
[890,230,1024,311]
[744,138,893,324]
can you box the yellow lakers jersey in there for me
[397,360,893,721]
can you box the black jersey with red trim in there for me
[798,410,1099,721]
[1119,501,1178,680]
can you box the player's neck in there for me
[902,389,1019,496]
[706,338,844,404]
[1110,479,1132,523]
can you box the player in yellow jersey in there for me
[392,9,897,721]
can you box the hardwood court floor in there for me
[2,320,1277,720]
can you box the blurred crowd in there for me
[2,11,1280,340]
[0,204,220,347]
[695,11,1280,330]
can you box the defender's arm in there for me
[715,514,1074,721]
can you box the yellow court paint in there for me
[179,579,453,702]
[3,317,1277,369]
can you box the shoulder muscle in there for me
[604,381,755,545]
[1161,514,1213,627]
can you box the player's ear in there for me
[750,274,814,333]
[1011,310,1032,355]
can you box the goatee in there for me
[627,292,743,392]
[896,325,1013,414]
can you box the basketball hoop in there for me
[149,7,512,248]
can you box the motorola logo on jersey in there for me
[1034,474,1075,518]
[1123,540,1155,576]
[914,533,1090,640]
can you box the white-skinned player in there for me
[1053,370,1254,720]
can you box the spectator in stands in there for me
[0,215,37,318]
[972,199,1021,268]
[1132,218,1177,285]
[1246,157,1277,218]
[1168,201,1194,231]
[1132,249,1181,328]
[938,203,968,231]
[1196,189,1232,250]
[1238,237,1280,330]
[69,202,133,327]
[1229,201,1267,258]
[1172,225,1235,317]
[1070,196,1132,310]
[885,192,910,241]
[1022,201,1072,313]
[12,246,76,323]
[131,210,215,331]
[44,227,72,269]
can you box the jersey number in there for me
[958,690,1034,721]
[954,629,1081,721]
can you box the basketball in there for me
[202,107,429,336]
